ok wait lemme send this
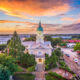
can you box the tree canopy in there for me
[45,48,63,70]
[54,48,62,58]
[0,64,10,80]
[7,31,25,57]
[45,36,62,47]
[19,53,36,68]
[0,44,7,51]
[45,52,58,70]
[74,43,80,51]
[0,54,18,74]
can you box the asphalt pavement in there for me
[61,48,80,76]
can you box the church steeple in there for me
[37,21,43,31]
[36,21,44,44]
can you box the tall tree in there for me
[74,43,80,51]
[19,53,36,68]
[7,31,25,58]
[45,52,58,70]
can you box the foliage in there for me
[72,35,80,39]
[59,61,73,73]
[0,54,18,74]
[74,43,80,51]
[19,53,36,68]
[46,75,58,80]
[27,66,35,72]
[59,61,66,67]
[45,36,62,47]
[24,37,36,41]
[45,52,58,70]
[13,73,35,80]
[51,38,62,46]
[54,48,62,59]
[48,72,67,80]
[60,42,67,47]
[0,64,10,80]
[0,44,7,51]
[7,31,25,58]
[45,48,63,70]
[16,66,24,72]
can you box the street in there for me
[61,48,80,76]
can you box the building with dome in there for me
[22,21,53,64]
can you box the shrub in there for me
[46,75,57,80]
[48,72,67,80]
[0,64,10,80]
[27,66,35,72]
[59,61,66,67]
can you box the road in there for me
[61,48,77,59]
[61,48,80,76]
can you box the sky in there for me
[0,0,80,34]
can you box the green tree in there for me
[45,36,62,47]
[54,48,62,58]
[7,31,25,58]
[51,38,62,47]
[74,43,80,51]
[0,44,7,51]
[24,37,36,41]
[45,52,58,70]
[19,53,36,68]
[0,64,10,80]
[60,42,67,47]
[0,54,18,74]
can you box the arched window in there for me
[38,51,42,55]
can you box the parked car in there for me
[65,54,70,57]
[74,58,78,63]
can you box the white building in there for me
[67,43,76,48]
[22,22,53,64]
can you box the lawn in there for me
[13,73,35,80]
[27,66,35,72]
[46,75,58,80]
[46,72,67,80]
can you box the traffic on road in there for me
[61,48,80,76]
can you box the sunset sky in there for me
[0,0,80,34]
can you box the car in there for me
[65,54,70,57]
[74,58,78,63]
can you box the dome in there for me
[37,21,43,31]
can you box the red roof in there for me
[62,40,80,43]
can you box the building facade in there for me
[22,22,53,64]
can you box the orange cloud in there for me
[61,17,75,21]
[74,19,80,24]
[0,0,70,18]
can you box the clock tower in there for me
[36,21,44,44]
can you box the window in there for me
[38,51,42,55]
